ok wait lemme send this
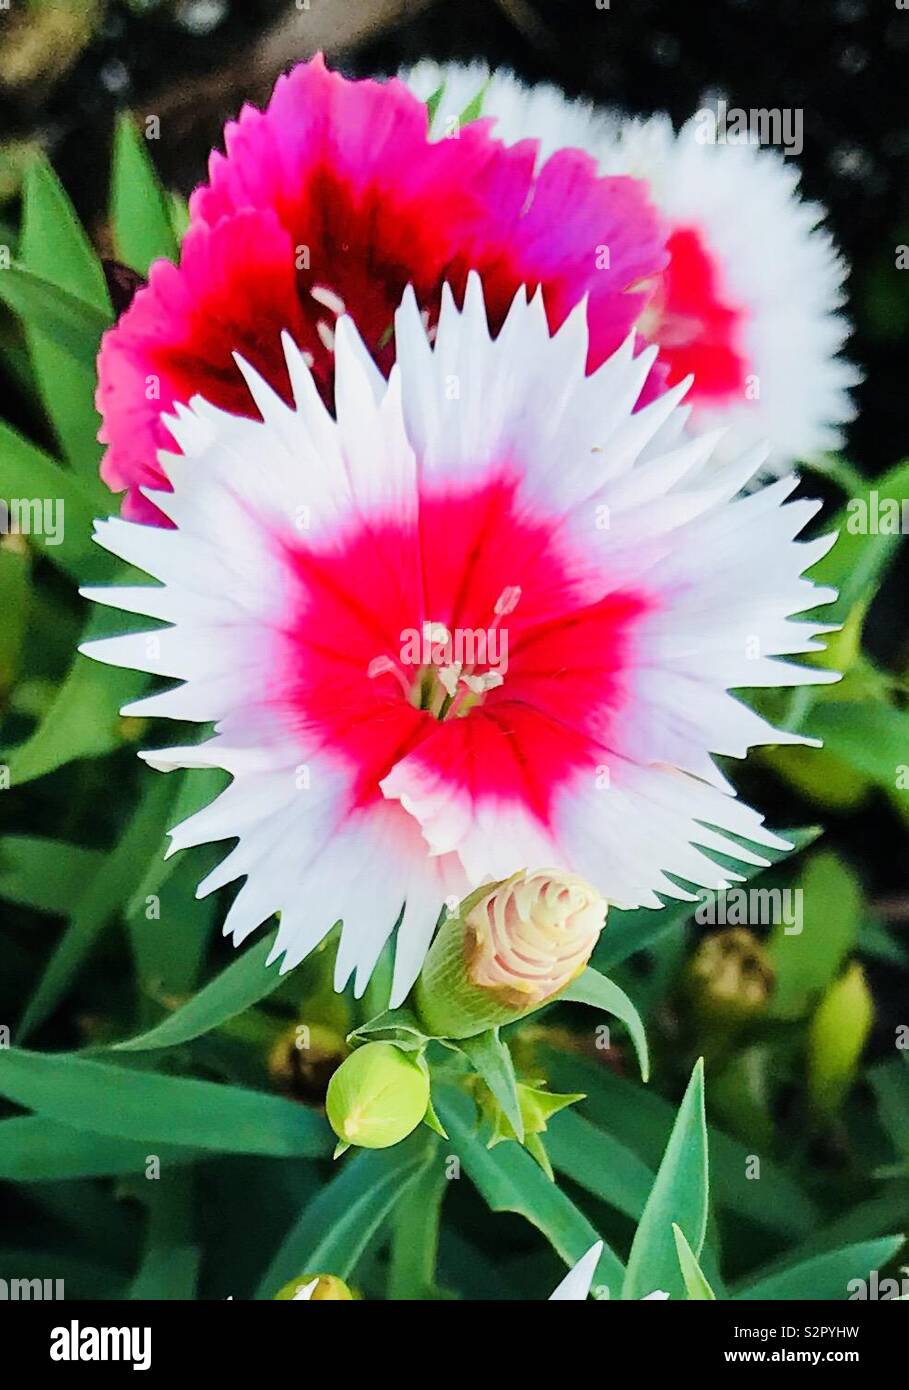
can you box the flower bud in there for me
[807,962,873,1119]
[325,1041,430,1149]
[275,1274,353,1300]
[414,870,607,1040]
[684,928,774,1028]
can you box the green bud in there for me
[274,1273,354,1300]
[325,1041,430,1149]
[807,962,873,1119]
[414,870,606,1040]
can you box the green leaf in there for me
[347,1006,431,1052]
[4,601,148,786]
[0,1248,123,1299]
[458,1028,523,1140]
[734,1237,905,1300]
[125,845,218,1009]
[111,927,283,1052]
[125,765,227,917]
[807,459,909,626]
[0,1115,197,1181]
[110,114,179,275]
[545,1108,655,1222]
[623,1058,708,1301]
[560,966,649,1081]
[807,701,909,788]
[0,836,105,914]
[387,1143,448,1299]
[256,1136,432,1297]
[0,543,28,693]
[436,1086,625,1294]
[0,1046,332,1157]
[542,1046,819,1237]
[869,1058,909,1155]
[0,418,111,581]
[129,1170,199,1300]
[0,262,111,368]
[766,851,860,1019]
[17,774,178,1039]
[673,1223,716,1300]
[19,155,111,476]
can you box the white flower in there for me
[403,61,858,475]
[81,274,836,1006]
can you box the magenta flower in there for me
[96,55,666,523]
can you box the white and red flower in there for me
[404,61,857,474]
[96,55,666,524]
[81,277,836,1004]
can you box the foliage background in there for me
[0,0,907,1300]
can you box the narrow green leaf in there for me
[459,1028,523,1140]
[623,1058,708,1301]
[4,602,147,787]
[766,850,860,1019]
[0,1249,124,1299]
[869,1058,909,1155]
[735,1237,905,1300]
[808,701,909,787]
[112,927,283,1052]
[437,1087,625,1294]
[0,836,105,914]
[387,1141,447,1299]
[129,1170,199,1300]
[673,1223,716,1300]
[111,114,179,274]
[542,1046,819,1237]
[257,1137,432,1297]
[807,459,909,625]
[560,966,649,1081]
[17,775,178,1039]
[125,765,227,917]
[545,1108,655,1222]
[20,155,111,476]
[0,544,28,694]
[0,418,111,581]
[0,1046,332,1157]
[0,1115,197,1181]
[0,262,111,368]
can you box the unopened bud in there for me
[807,962,873,1119]
[684,928,774,1028]
[414,869,607,1039]
[325,1041,430,1149]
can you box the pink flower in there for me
[97,55,666,523]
